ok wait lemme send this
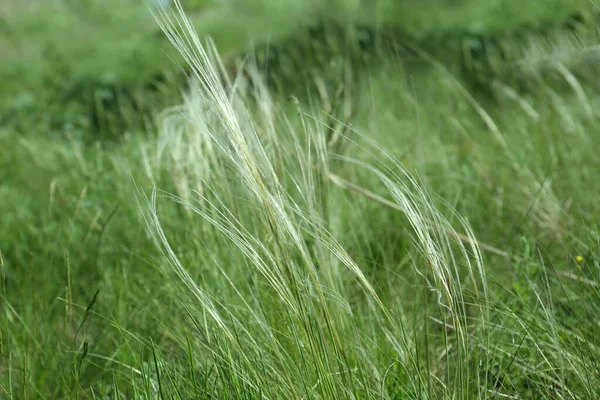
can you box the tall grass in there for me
[107,2,600,398]
[2,1,600,398]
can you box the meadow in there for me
[1,0,600,398]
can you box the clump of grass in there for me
[115,2,600,398]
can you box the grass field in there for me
[2,0,600,398]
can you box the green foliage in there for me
[2,0,600,398]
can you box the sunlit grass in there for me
[1,0,600,398]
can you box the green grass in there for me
[2,0,600,398]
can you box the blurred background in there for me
[1,0,596,140]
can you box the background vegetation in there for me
[1,0,600,398]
